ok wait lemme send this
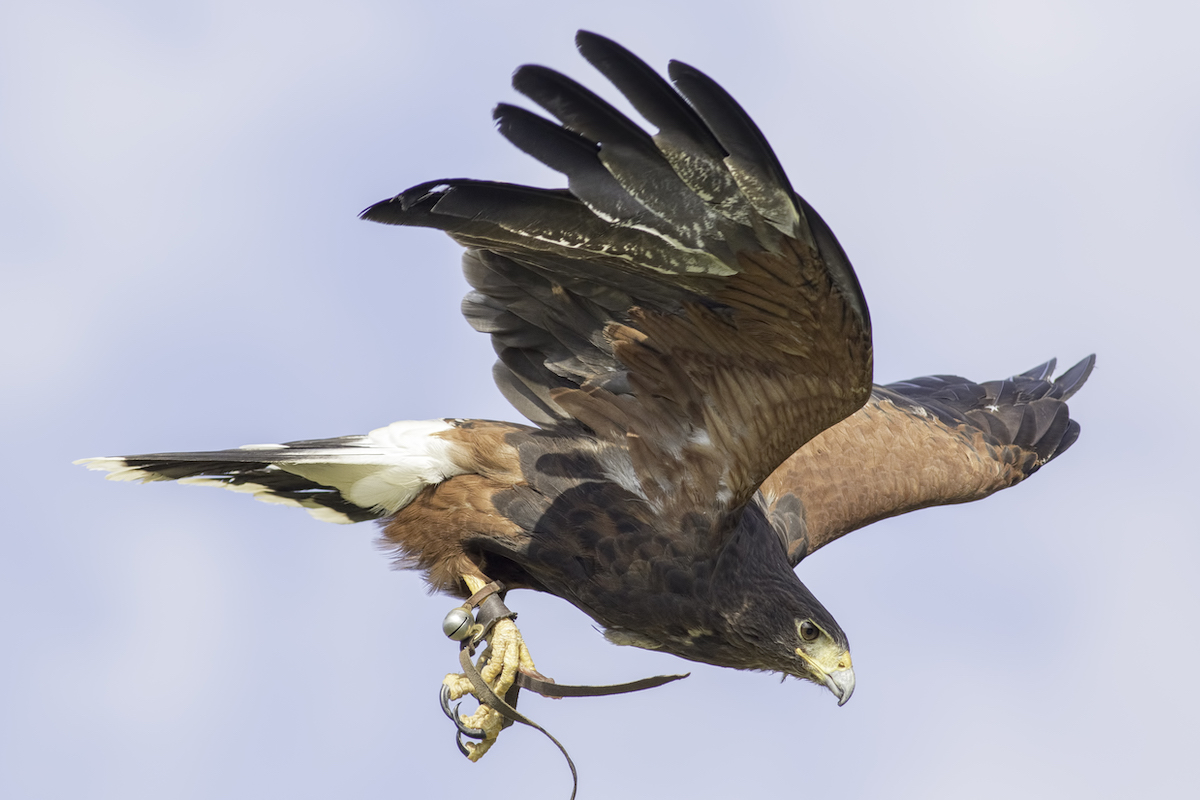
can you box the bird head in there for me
[790,616,855,705]
[706,510,856,705]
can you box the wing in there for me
[760,355,1095,564]
[362,32,872,515]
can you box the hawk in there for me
[80,31,1093,766]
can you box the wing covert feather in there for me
[762,356,1095,564]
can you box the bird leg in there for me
[441,575,548,761]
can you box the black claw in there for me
[439,684,457,721]
[455,731,472,758]
[455,710,486,739]
[439,683,486,738]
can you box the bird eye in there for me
[800,620,820,641]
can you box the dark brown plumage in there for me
[79,31,1092,725]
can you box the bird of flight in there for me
[80,30,1093,773]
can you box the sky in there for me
[2,1,1198,798]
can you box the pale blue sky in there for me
[3,1,1197,798]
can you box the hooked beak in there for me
[823,667,856,706]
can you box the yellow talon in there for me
[444,575,545,761]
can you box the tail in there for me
[76,419,469,524]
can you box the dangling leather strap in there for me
[457,643,580,799]
[453,581,690,800]
[516,670,689,698]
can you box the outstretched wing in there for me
[760,355,1095,564]
[362,32,872,514]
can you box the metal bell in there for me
[442,606,474,640]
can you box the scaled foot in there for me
[440,579,548,761]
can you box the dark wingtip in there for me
[574,29,607,53]
[1056,419,1082,456]
[1055,354,1096,401]
[1018,358,1057,381]
[885,354,1095,470]
[359,180,459,225]
[1021,354,1095,462]
[574,31,641,77]
[358,199,388,222]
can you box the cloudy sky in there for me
[3,1,1197,798]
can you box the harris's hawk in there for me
[80,32,1093,767]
